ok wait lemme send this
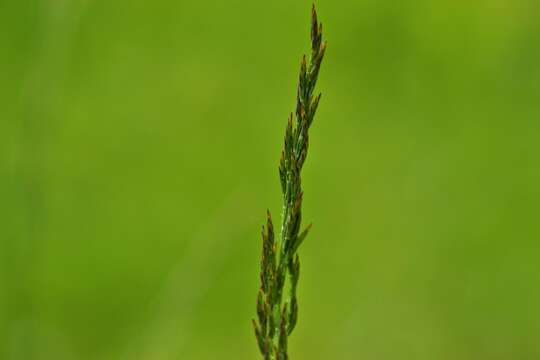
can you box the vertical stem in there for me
[253,5,326,359]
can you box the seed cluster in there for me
[253,5,326,359]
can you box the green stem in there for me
[253,5,326,359]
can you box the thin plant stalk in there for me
[253,5,326,359]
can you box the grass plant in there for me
[252,5,326,359]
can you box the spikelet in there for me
[253,4,327,359]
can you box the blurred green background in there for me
[2,0,540,359]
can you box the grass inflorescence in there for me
[253,5,326,359]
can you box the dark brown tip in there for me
[311,5,319,44]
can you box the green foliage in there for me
[5,1,540,358]
[253,5,326,359]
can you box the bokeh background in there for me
[2,0,540,359]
